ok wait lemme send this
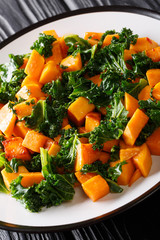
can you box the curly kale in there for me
[30,33,56,58]
[10,173,75,212]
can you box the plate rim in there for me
[0,5,160,233]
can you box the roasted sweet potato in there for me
[146,69,160,87]
[60,52,82,72]
[146,127,160,155]
[124,92,139,118]
[85,112,101,132]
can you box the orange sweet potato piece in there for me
[152,82,160,100]
[42,29,58,38]
[62,124,72,130]
[124,49,136,61]
[68,97,95,126]
[128,169,142,187]
[13,121,31,139]
[2,137,31,161]
[39,61,62,84]
[0,103,17,137]
[45,40,63,64]
[75,171,97,184]
[99,152,110,163]
[145,46,160,62]
[102,34,119,47]
[123,109,149,146]
[61,117,69,128]
[146,69,160,87]
[20,172,45,188]
[21,75,40,87]
[88,74,102,86]
[138,85,151,100]
[43,138,54,151]
[130,37,158,52]
[75,143,100,171]
[13,98,37,119]
[84,32,103,45]
[133,143,152,177]
[110,159,135,185]
[124,92,139,118]
[120,147,140,161]
[25,49,44,80]
[60,52,82,72]
[85,112,101,132]
[82,175,110,202]
[99,107,107,115]
[59,36,69,58]
[22,130,48,153]
[16,84,46,100]
[48,141,61,156]
[103,139,119,152]
[1,166,29,190]
[146,127,160,155]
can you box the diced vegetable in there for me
[146,127,160,155]
[85,112,101,132]
[124,92,139,118]
[60,52,82,72]
[130,37,158,52]
[128,169,142,187]
[146,69,160,87]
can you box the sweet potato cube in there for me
[123,109,149,146]
[19,58,28,69]
[0,103,16,137]
[16,84,46,100]
[110,159,135,185]
[85,112,101,132]
[138,85,151,101]
[128,169,142,187]
[2,137,31,161]
[84,32,103,41]
[39,61,62,84]
[103,139,119,152]
[43,138,54,151]
[21,75,40,87]
[68,97,95,126]
[146,69,160,87]
[13,98,37,119]
[133,143,152,177]
[102,34,119,47]
[75,143,100,171]
[124,49,136,61]
[124,92,139,118]
[60,52,82,72]
[20,172,45,188]
[152,82,160,100]
[22,130,48,153]
[145,46,160,62]
[48,141,61,156]
[42,29,58,38]
[25,49,44,80]
[1,166,29,190]
[75,171,97,184]
[130,37,158,52]
[61,117,69,128]
[13,121,31,139]
[59,36,69,58]
[82,175,110,202]
[45,40,63,64]
[146,127,160,155]
[99,152,110,163]
[120,147,140,161]
[88,75,102,86]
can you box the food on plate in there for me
[0,28,159,212]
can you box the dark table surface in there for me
[0,0,160,239]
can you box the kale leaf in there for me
[0,173,9,193]
[30,33,56,58]
[10,173,75,212]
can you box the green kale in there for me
[110,145,120,162]
[128,51,160,77]
[53,128,80,172]
[0,135,5,151]
[0,173,9,193]
[24,99,67,138]
[25,154,41,172]
[30,33,56,58]
[80,160,124,193]
[0,152,7,168]
[88,92,128,150]
[0,54,27,103]
[10,173,75,212]
[40,148,56,178]
[135,99,160,145]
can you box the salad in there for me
[0,28,159,212]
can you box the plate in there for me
[0,6,160,232]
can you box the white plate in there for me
[0,6,160,232]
